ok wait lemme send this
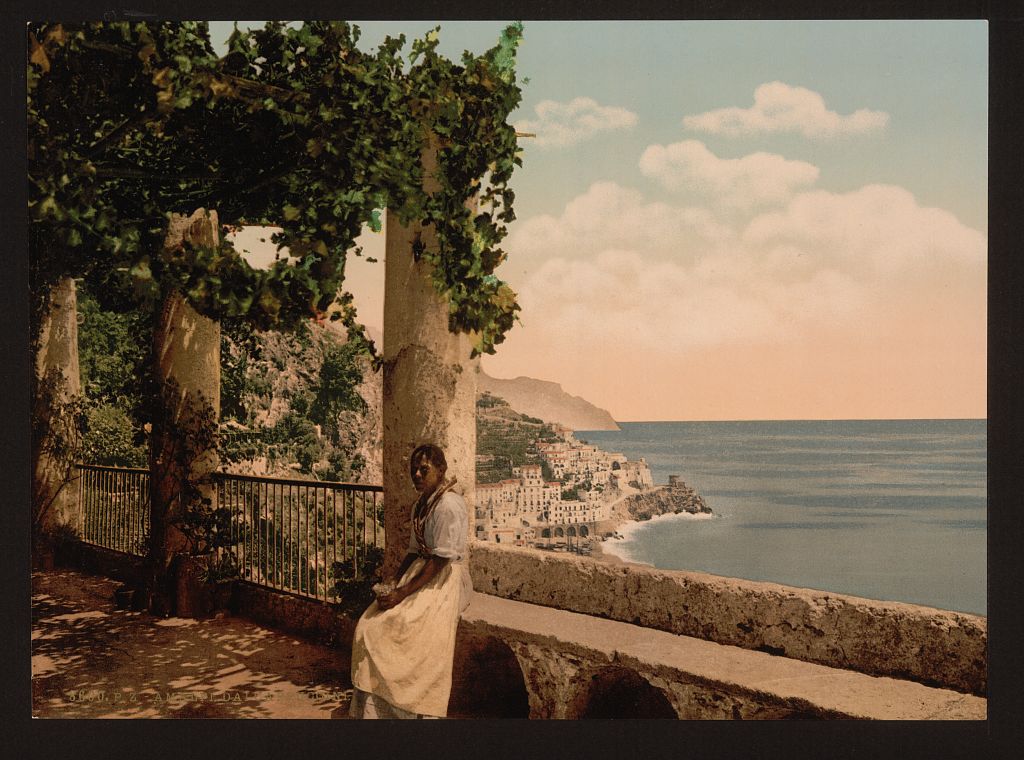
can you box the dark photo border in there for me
[4,2,1021,758]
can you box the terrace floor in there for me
[32,565,987,721]
[31,568,354,719]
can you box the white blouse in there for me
[407,491,468,562]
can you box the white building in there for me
[478,428,652,548]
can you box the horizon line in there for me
[591,417,987,426]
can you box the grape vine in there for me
[28,20,525,356]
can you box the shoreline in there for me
[520,485,712,569]
[588,509,716,567]
[586,531,630,566]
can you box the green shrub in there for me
[310,341,365,442]
[332,545,384,618]
[82,404,146,467]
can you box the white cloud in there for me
[639,139,820,209]
[743,184,986,277]
[515,97,638,148]
[509,242,865,359]
[683,82,890,138]
[497,181,985,364]
[515,252,822,351]
[506,180,735,266]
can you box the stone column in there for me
[146,209,222,615]
[31,276,83,540]
[382,146,479,575]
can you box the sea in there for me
[579,419,986,616]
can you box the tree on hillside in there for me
[310,340,367,442]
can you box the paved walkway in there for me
[32,568,354,718]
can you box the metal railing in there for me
[78,464,150,556]
[216,473,383,602]
[74,466,384,602]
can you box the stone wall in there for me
[453,629,839,719]
[468,540,986,696]
[59,541,147,587]
[232,583,356,650]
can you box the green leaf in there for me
[29,20,524,356]
[368,208,382,232]
[129,257,152,281]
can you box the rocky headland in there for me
[608,481,712,523]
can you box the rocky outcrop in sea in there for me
[613,481,712,522]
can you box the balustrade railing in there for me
[74,465,384,602]
[78,464,151,555]
[216,473,383,602]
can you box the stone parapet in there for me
[457,592,986,719]
[468,540,986,696]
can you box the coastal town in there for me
[474,423,656,553]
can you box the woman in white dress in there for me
[349,444,473,719]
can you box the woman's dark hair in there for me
[410,443,448,477]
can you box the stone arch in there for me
[566,666,677,719]
[554,526,564,538]
[541,528,551,538]
[567,526,577,537]
[448,634,530,718]
[579,525,589,537]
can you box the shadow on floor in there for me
[32,569,354,719]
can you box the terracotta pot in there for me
[210,581,234,612]
[173,554,206,618]
[36,549,55,571]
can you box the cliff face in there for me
[477,371,619,431]
[609,482,711,522]
[219,325,620,482]
[352,359,383,484]
[220,320,380,483]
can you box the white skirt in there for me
[350,557,471,718]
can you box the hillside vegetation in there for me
[78,297,601,488]
[476,393,559,483]
[77,290,378,482]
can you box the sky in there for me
[210,21,988,422]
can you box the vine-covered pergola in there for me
[29,20,526,613]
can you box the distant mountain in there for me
[477,371,620,431]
